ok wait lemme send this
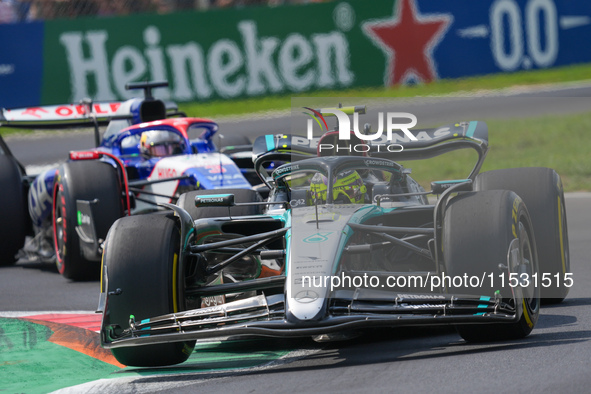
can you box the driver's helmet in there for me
[140,129,185,157]
[309,170,367,204]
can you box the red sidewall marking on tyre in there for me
[52,182,67,274]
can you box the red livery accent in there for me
[56,106,74,116]
[205,164,226,174]
[22,107,48,118]
[157,167,178,178]
[70,151,101,160]
[66,150,132,216]
[100,152,132,216]
[125,117,216,140]
[94,104,110,114]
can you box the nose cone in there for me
[287,208,340,322]
[287,205,365,322]
[288,289,325,321]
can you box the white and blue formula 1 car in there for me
[0,81,257,280]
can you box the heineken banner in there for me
[1,0,591,108]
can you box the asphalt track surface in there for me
[1,84,591,393]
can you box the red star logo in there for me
[363,0,452,85]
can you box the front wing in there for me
[101,290,521,348]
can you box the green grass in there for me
[178,63,591,118]
[397,111,591,192]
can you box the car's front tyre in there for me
[102,212,195,367]
[443,190,540,342]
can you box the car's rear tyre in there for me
[53,161,122,280]
[443,190,540,342]
[103,213,195,367]
[0,155,27,265]
[475,167,569,303]
[177,188,262,220]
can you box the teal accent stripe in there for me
[140,319,151,337]
[466,121,478,138]
[477,304,488,308]
[479,296,491,301]
[265,134,275,152]
[184,227,195,248]
[197,194,232,198]
[433,179,470,184]
[474,312,486,316]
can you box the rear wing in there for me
[252,121,489,182]
[369,121,489,179]
[369,121,488,156]
[253,122,488,159]
[0,102,123,129]
[0,81,177,147]
[253,133,320,158]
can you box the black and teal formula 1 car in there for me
[98,109,570,367]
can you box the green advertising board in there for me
[42,1,391,104]
[30,0,591,106]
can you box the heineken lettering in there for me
[5,0,590,107]
[59,22,354,102]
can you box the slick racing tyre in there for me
[475,167,570,303]
[177,188,262,220]
[103,212,195,367]
[443,190,540,342]
[53,161,122,280]
[0,155,28,265]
